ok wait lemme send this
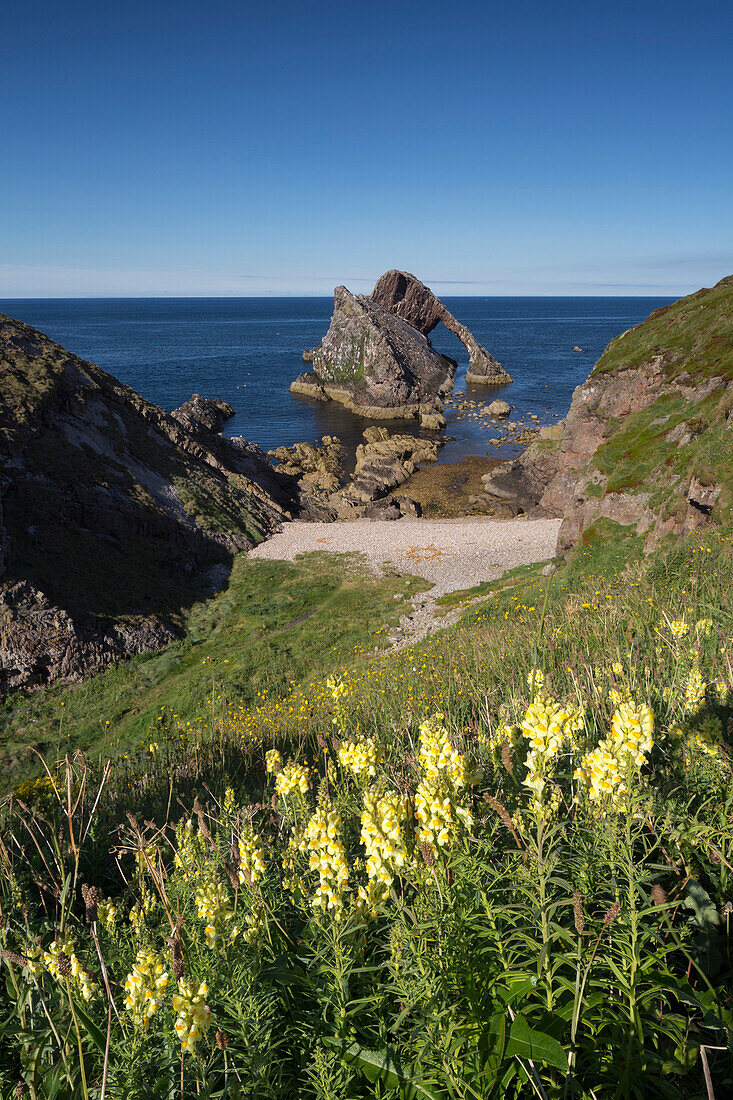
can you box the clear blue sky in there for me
[1,0,731,296]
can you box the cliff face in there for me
[482,277,733,551]
[293,285,456,423]
[0,314,295,690]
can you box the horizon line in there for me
[0,291,682,301]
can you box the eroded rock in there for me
[293,284,455,420]
[371,270,512,385]
[171,394,234,434]
[480,277,733,554]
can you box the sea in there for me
[0,296,673,465]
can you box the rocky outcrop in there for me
[334,429,442,511]
[481,277,733,552]
[171,394,234,434]
[0,313,296,691]
[267,426,443,519]
[294,285,456,423]
[371,270,512,385]
[268,436,344,497]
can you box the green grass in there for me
[0,552,427,792]
[591,275,733,381]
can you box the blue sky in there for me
[1,0,731,296]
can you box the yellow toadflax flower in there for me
[275,761,310,798]
[238,825,266,885]
[684,666,706,713]
[360,789,408,896]
[265,749,282,774]
[418,713,469,787]
[173,978,212,1054]
[195,870,234,948]
[521,697,568,759]
[526,668,545,695]
[299,803,349,917]
[124,949,168,1026]
[41,937,97,1001]
[575,700,654,811]
[610,700,654,766]
[338,736,381,779]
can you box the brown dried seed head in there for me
[0,949,29,967]
[166,932,185,981]
[652,884,667,907]
[420,842,435,868]
[172,946,184,981]
[216,1028,229,1050]
[57,952,73,978]
[486,796,514,833]
[193,798,213,843]
[81,884,99,924]
[603,900,621,927]
[573,891,585,935]
[223,861,240,890]
[501,740,514,775]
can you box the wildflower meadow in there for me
[0,527,732,1098]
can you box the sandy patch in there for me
[250,516,561,596]
[249,517,561,648]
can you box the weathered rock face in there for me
[481,277,733,552]
[371,270,512,385]
[0,313,296,691]
[334,430,442,510]
[294,285,456,421]
[171,394,234,434]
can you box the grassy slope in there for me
[0,553,427,791]
[591,275,733,381]
[576,277,733,526]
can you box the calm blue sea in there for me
[0,297,672,463]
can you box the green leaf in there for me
[506,1014,569,1072]
[495,973,538,1005]
[326,1039,444,1099]
[72,999,107,1055]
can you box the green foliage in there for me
[0,553,426,793]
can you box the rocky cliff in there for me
[293,285,457,425]
[0,314,296,690]
[371,270,512,385]
[481,276,733,551]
